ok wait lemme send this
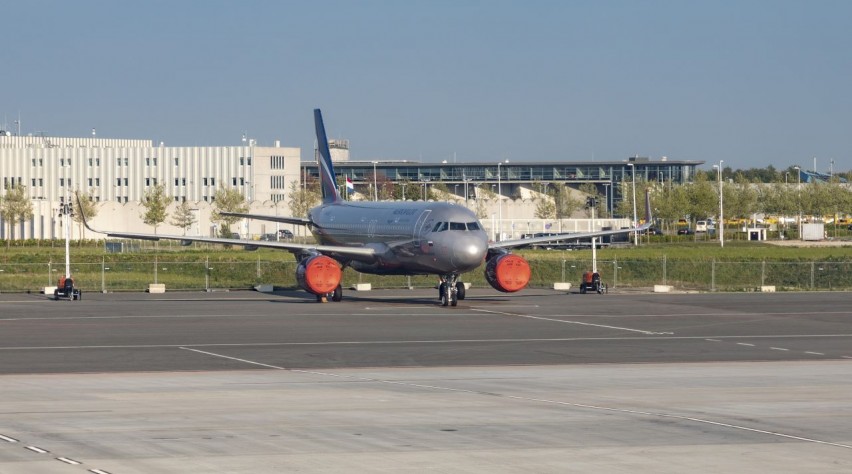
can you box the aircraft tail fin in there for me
[314,109,341,204]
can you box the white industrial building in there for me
[0,133,301,240]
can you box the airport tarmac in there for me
[1,289,851,473]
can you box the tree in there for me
[212,187,250,238]
[430,182,452,202]
[686,173,717,223]
[0,184,33,246]
[534,197,556,219]
[141,184,172,234]
[552,185,581,219]
[170,200,197,235]
[651,182,689,233]
[288,179,320,218]
[72,189,99,240]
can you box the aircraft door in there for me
[414,210,432,239]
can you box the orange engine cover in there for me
[484,253,531,293]
[296,255,342,295]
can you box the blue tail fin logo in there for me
[314,109,341,204]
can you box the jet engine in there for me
[484,253,530,293]
[296,255,342,296]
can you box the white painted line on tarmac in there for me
[0,434,18,443]
[183,346,852,452]
[705,339,721,342]
[737,343,755,347]
[472,308,673,335]
[843,356,852,359]
[25,446,48,454]
[805,351,825,355]
[89,469,113,474]
[770,347,790,351]
[180,347,289,370]
[56,457,81,465]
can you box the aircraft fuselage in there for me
[308,200,488,276]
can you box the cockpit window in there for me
[466,222,480,231]
[449,222,466,231]
[432,222,448,232]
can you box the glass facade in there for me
[302,158,703,214]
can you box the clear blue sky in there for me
[3,0,850,172]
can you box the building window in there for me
[203,178,208,186]
[31,178,36,186]
[210,177,215,186]
[95,178,100,186]
[124,178,128,186]
[175,178,180,186]
[116,178,122,186]
[174,157,179,166]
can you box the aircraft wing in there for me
[489,223,651,250]
[76,195,375,259]
[219,212,312,226]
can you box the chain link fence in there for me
[1,258,851,293]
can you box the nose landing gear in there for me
[438,273,465,307]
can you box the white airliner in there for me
[81,109,650,306]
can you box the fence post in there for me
[761,260,766,287]
[47,262,52,286]
[663,255,667,286]
[613,259,618,289]
[101,256,105,293]
[561,259,566,282]
[711,259,716,292]
[811,261,815,289]
[205,256,210,292]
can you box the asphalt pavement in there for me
[1,288,851,473]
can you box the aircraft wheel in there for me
[331,284,342,302]
[455,282,466,300]
[53,289,59,301]
[438,283,446,300]
[450,292,458,307]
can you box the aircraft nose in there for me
[453,235,487,270]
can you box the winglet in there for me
[74,192,98,234]
[314,109,341,204]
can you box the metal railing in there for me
[1,258,851,293]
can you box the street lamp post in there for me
[59,165,73,279]
[627,163,637,245]
[372,161,378,201]
[793,166,801,240]
[713,160,724,247]
[496,160,509,241]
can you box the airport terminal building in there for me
[1,131,703,240]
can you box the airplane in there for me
[80,109,651,306]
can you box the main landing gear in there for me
[438,273,465,307]
[315,284,343,302]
